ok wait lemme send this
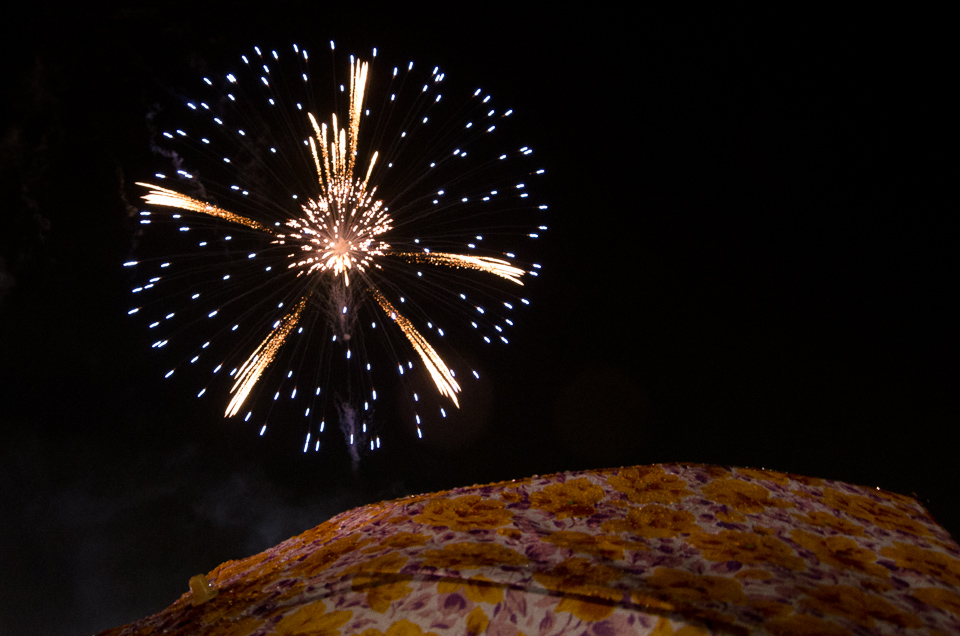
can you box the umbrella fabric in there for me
[100,464,960,635]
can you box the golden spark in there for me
[226,296,307,417]
[393,253,526,285]
[370,289,461,407]
[135,183,271,232]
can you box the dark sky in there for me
[1,5,954,635]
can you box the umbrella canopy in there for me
[99,464,960,635]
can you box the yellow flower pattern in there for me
[533,557,624,621]
[343,553,413,612]
[601,504,698,538]
[716,508,747,523]
[880,541,960,586]
[436,575,504,604]
[789,529,888,578]
[273,601,353,636]
[822,487,930,536]
[412,495,512,531]
[103,464,960,636]
[734,467,791,486]
[544,529,647,560]
[421,541,527,570]
[361,532,429,553]
[789,511,865,536]
[351,619,440,636]
[649,616,710,635]
[645,568,748,605]
[529,478,605,519]
[464,607,489,635]
[608,466,692,504]
[911,587,960,619]
[798,584,923,629]
[285,533,375,579]
[700,478,793,514]
[766,613,854,636]
[688,530,805,571]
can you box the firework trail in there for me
[127,43,546,457]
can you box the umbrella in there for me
[99,463,960,635]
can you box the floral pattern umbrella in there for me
[99,464,960,635]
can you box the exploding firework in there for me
[126,43,546,457]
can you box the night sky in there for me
[1,6,954,635]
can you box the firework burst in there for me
[127,43,546,457]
